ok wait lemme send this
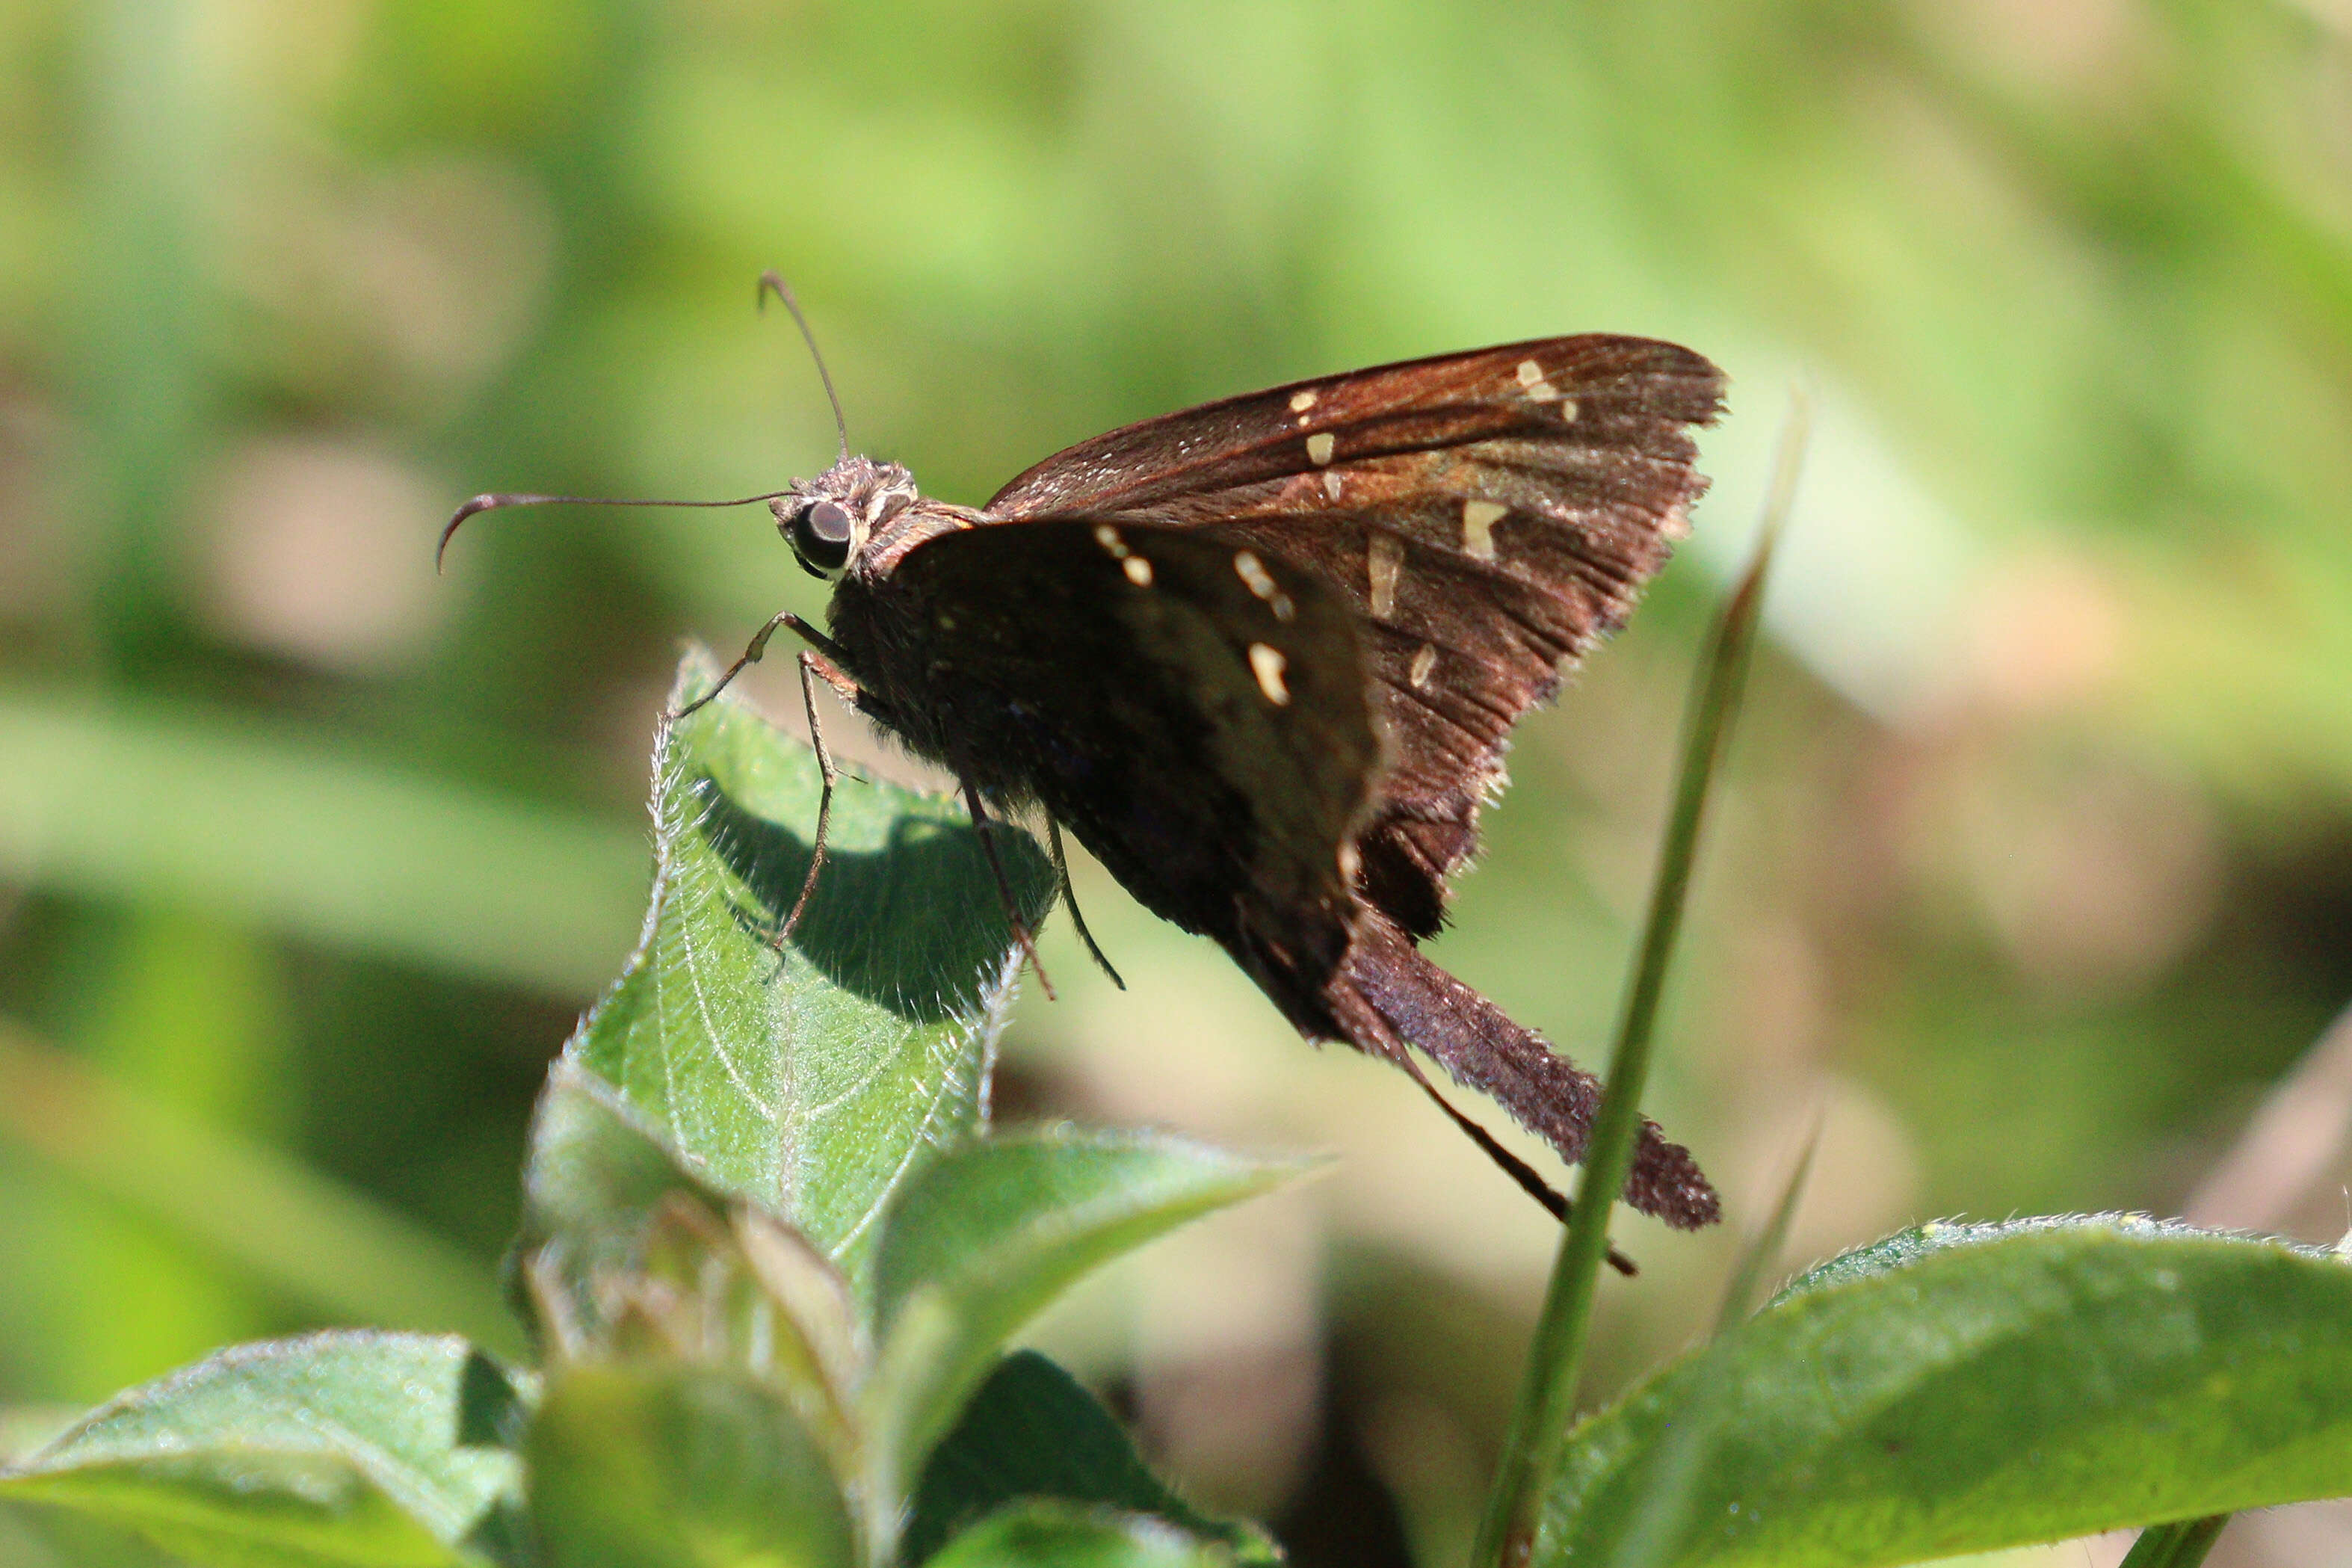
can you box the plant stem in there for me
[1471,399,1804,1567]
[2117,1516,2229,1568]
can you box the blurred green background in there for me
[3,1,2350,1564]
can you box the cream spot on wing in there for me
[1235,550,1295,620]
[1338,841,1361,881]
[1410,643,1438,688]
[1525,377,1561,401]
[1248,642,1291,705]
[1123,555,1152,586]
[1516,359,1545,386]
[1093,524,1129,558]
[1322,470,1344,501]
[1233,549,1278,600]
[1306,432,1336,466]
[1289,389,1318,413]
[1462,499,1506,560]
[1368,534,1404,619]
[1558,396,1578,420]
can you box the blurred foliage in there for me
[2,1,2350,1564]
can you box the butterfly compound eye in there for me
[790,499,856,577]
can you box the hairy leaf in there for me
[866,1129,1306,1496]
[1539,1217,2352,1567]
[525,1361,854,1568]
[569,649,1054,1285]
[0,1333,523,1568]
[924,1501,1239,1568]
[905,1351,1276,1566]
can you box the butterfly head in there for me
[772,455,919,581]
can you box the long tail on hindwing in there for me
[1321,908,1721,1230]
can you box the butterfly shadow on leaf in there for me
[689,769,1058,1025]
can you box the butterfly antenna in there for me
[436,489,796,574]
[759,271,851,462]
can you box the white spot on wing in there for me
[1248,642,1291,705]
[1462,499,1506,560]
[1233,550,1278,600]
[1558,397,1578,420]
[1289,389,1318,413]
[1368,534,1404,619]
[1516,359,1544,386]
[1338,841,1361,880]
[1234,550,1295,620]
[1093,525,1129,558]
[1323,470,1344,501]
[1123,555,1152,586]
[1306,432,1336,466]
[1410,643,1437,688]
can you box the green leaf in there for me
[0,1333,524,1568]
[516,1061,737,1305]
[865,1129,1307,1489]
[1537,1216,2352,1567]
[904,1351,1277,1567]
[525,1360,855,1568]
[570,651,1053,1285]
[514,1064,865,1460]
[0,1502,198,1568]
[0,1409,82,1466]
[923,1502,1240,1568]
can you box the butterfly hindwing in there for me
[985,336,1724,936]
[863,519,1381,1020]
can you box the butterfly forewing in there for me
[987,336,1714,519]
[984,336,1725,938]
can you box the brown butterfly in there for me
[445,278,1726,1232]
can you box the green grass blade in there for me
[1475,395,1807,1567]
[1712,1109,1821,1338]
[0,691,646,998]
[2118,1516,2229,1568]
[1581,1111,1826,1567]
[0,1018,521,1359]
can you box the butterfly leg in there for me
[770,649,841,946]
[1046,818,1124,991]
[671,611,846,720]
[961,782,1055,1001]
